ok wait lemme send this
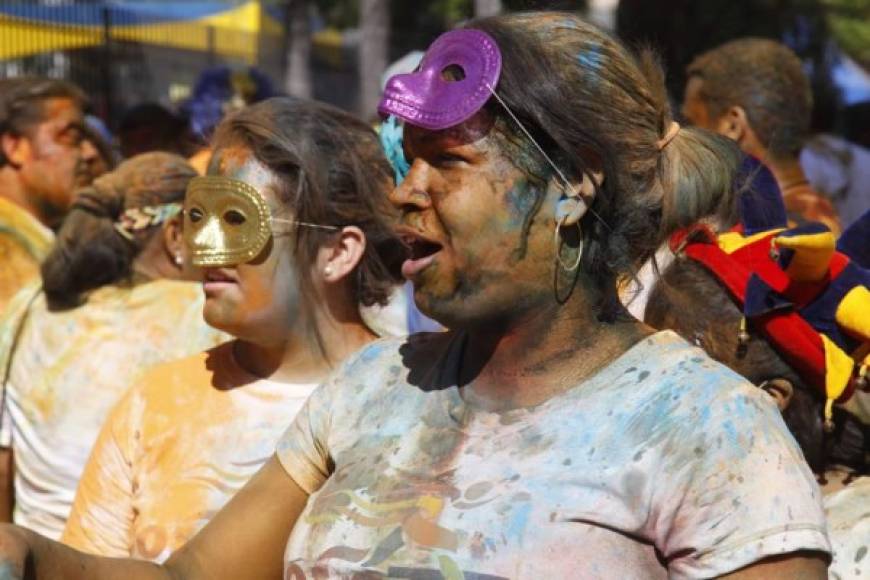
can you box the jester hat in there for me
[671,157,870,428]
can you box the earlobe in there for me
[1,133,29,168]
[322,226,366,283]
[163,217,185,267]
[720,106,747,142]
[555,171,602,227]
[759,378,794,412]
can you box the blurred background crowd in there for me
[1,0,868,146]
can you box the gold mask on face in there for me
[184,176,273,267]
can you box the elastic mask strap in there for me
[484,82,612,234]
[271,219,341,232]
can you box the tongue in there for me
[402,253,436,279]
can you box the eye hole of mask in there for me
[188,207,204,223]
[223,209,247,226]
[441,64,466,82]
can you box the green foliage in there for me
[427,0,472,26]
[822,0,870,68]
[316,0,359,28]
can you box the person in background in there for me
[801,134,870,228]
[181,66,276,175]
[0,152,226,540]
[62,97,405,560]
[645,186,869,580]
[0,77,97,312]
[80,116,117,186]
[683,38,842,234]
[117,104,189,160]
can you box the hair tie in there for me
[114,203,182,241]
[656,121,681,150]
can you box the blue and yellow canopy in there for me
[0,1,282,64]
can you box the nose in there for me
[389,159,433,214]
[80,138,99,161]
[190,217,223,250]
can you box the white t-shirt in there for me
[277,330,830,579]
[824,476,870,580]
[0,280,225,540]
[63,342,317,561]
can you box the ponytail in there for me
[657,126,741,238]
[635,46,741,242]
[41,152,197,310]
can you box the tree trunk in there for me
[283,0,312,99]
[358,0,389,119]
[474,0,502,18]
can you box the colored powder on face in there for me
[504,179,537,229]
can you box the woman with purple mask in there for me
[0,13,830,579]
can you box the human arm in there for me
[0,456,309,580]
[717,552,828,579]
[0,448,12,523]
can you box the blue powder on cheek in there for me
[504,179,538,229]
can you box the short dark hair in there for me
[687,38,812,159]
[0,77,88,167]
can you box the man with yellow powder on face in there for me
[0,77,97,312]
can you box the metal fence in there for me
[0,1,286,129]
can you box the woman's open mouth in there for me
[397,229,443,279]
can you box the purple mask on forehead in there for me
[378,29,502,131]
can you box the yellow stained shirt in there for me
[0,198,53,314]
[62,341,317,561]
[0,279,226,539]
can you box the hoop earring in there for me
[554,217,583,272]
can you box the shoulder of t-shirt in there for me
[127,341,228,401]
[128,278,204,303]
[0,281,41,327]
[626,331,773,415]
[319,331,452,397]
[623,331,782,444]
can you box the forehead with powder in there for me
[207,146,285,213]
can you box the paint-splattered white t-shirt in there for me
[824,476,869,580]
[277,330,830,579]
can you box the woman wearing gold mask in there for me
[59,97,404,560]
